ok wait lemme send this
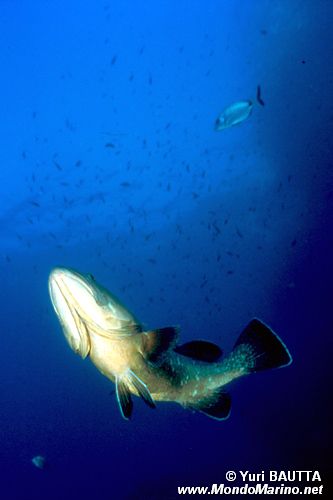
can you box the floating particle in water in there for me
[31,455,46,469]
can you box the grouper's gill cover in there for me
[65,273,141,333]
[49,276,90,358]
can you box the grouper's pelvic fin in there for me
[232,318,293,373]
[116,369,156,420]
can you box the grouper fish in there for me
[48,267,292,420]
[215,85,265,131]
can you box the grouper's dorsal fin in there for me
[141,326,179,363]
[116,370,155,420]
[174,340,223,362]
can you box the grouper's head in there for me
[49,267,139,358]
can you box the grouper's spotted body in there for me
[49,267,292,420]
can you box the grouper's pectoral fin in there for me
[141,326,179,363]
[187,389,231,421]
[116,370,155,420]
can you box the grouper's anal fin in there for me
[141,326,179,363]
[187,388,231,421]
[116,370,155,420]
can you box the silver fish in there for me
[48,267,292,420]
[215,100,253,131]
[215,86,265,131]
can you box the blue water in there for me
[1,1,332,498]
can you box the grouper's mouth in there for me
[48,267,93,358]
[49,267,95,305]
[49,266,144,356]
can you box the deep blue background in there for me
[1,1,332,498]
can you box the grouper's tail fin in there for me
[186,320,291,421]
[233,318,292,373]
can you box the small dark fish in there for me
[120,181,131,187]
[105,142,115,148]
[111,55,117,65]
[200,278,208,288]
[65,118,75,131]
[212,222,221,234]
[236,227,243,238]
[30,201,40,207]
[256,85,265,106]
[53,160,62,171]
